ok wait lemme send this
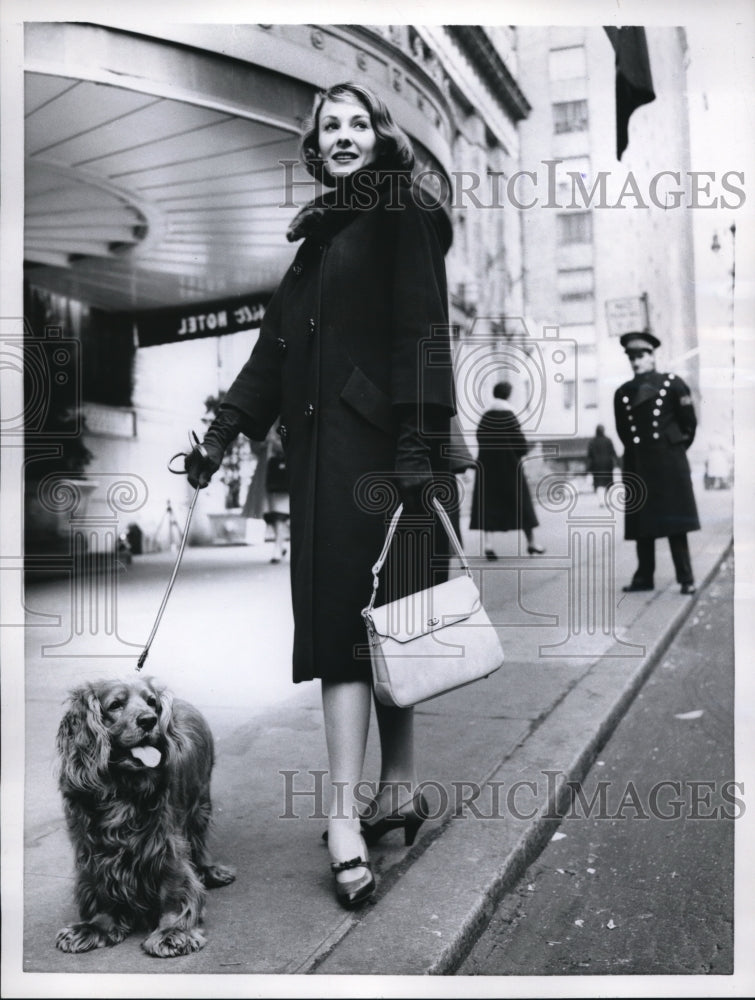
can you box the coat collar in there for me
[286,170,411,243]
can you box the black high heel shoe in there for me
[361,790,429,847]
[330,856,375,908]
[484,549,498,561]
[527,544,545,555]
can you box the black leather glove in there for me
[184,406,244,488]
[394,405,434,516]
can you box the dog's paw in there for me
[201,863,236,888]
[141,926,207,958]
[56,922,110,953]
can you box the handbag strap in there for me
[364,496,471,615]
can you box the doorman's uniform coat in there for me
[613,370,700,540]
[223,177,456,683]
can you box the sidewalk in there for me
[18,486,733,981]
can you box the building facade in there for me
[21,21,531,546]
[515,25,698,445]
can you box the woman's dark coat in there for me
[469,407,538,533]
[586,432,618,490]
[223,177,456,683]
[613,370,700,540]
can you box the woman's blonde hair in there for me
[300,82,415,183]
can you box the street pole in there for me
[711,222,736,480]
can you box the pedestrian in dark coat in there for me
[613,331,700,594]
[184,82,456,908]
[469,381,544,558]
[586,424,618,505]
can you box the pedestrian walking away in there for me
[469,380,545,559]
[184,81,456,910]
[586,423,618,506]
[613,331,700,595]
[261,423,290,563]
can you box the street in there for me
[12,482,737,979]
[459,554,735,976]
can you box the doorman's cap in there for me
[619,331,661,351]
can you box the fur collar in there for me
[286,170,411,243]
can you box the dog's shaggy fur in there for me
[55,678,235,958]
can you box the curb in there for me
[311,537,733,976]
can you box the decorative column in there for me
[538,475,645,658]
[39,473,148,658]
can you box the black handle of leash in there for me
[137,432,205,672]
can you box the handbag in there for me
[362,497,504,708]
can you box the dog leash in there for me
[136,432,206,672]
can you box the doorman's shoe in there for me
[680,583,697,595]
[622,582,654,592]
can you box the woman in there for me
[469,380,544,558]
[185,83,455,907]
[586,423,618,507]
[262,424,290,563]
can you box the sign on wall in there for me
[135,293,271,347]
[604,293,650,337]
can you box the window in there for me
[582,378,598,409]
[557,268,594,302]
[552,100,589,134]
[557,212,593,245]
[555,157,591,197]
[562,378,576,410]
[549,46,587,81]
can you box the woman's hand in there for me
[184,406,244,488]
[184,444,221,489]
[394,406,434,515]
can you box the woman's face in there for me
[317,96,377,178]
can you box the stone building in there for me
[515,26,698,449]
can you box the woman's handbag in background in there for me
[362,497,504,708]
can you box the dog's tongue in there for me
[130,745,161,768]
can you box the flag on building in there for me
[604,26,656,160]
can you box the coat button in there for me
[653,432,660,439]
[278,424,288,442]
[653,409,660,416]
[293,262,303,276]
[307,318,316,336]
[304,403,315,419]
[660,389,667,396]
[669,373,676,380]
[622,396,629,404]
[276,337,287,354]
[633,436,640,444]
[630,425,637,432]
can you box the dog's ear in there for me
[56,683,111,794]
[147,678,181,756]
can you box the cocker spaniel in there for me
[55,677,235,958]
